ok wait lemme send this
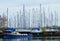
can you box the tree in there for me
[0,15,7,32]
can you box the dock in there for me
[15,28,60,37]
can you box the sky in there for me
[0,0,60,15]
[0,0,60,9]
[0,0,60,14]
[0,0,60,7]
[0,0,60,26]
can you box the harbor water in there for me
[0,37,60,41]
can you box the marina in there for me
[0,0,60,41]
[0,0,60,40]
[0,4,59,39]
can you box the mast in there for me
[51,11,53,26]
[28,9,30,28]
[23,4,26,29]
[40,4,42,28]
[7,8,8,27]
[43,7,45,27]
[9,18,11,27]
[19,10,22,28]
[36,8,38,27]
[54,11,58,26]
[54,11,57,26]
[14,16,16,28]
[17,12,19,28]
[56,12,58,26]
[2,12,6,27]
[32,8,35,28]
[2,12,4,26]
[48,8,50,26]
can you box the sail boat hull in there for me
[3,33,32,39]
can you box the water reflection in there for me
[2,38,30,41]
[1,37,60,41]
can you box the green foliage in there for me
[0,15,7,32]
[42,27,46,32]
[52,25,60,28]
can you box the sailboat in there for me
[3,27,32,39]
[3,7,32,39]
